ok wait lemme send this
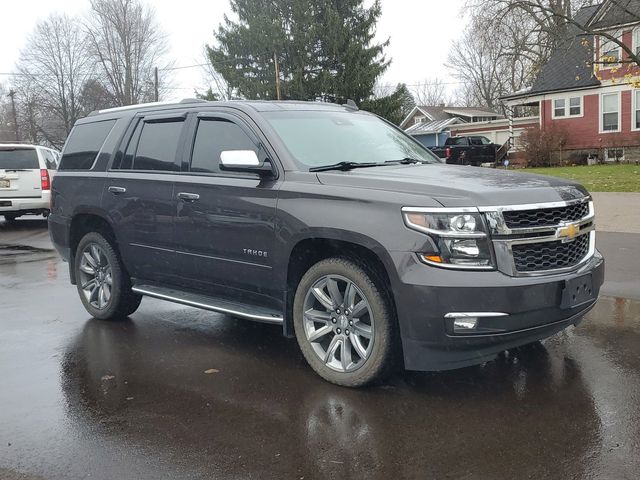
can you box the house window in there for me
[569,97,582,116]
[605,148,624,162]
[601,92,620,132]
[554,99,566,117]
[634,27,640,56]
[414,116,426,125]
[600,35,621,66]
[635,90,640,130]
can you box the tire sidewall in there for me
[293,258,394,387]
[74,232,125,320]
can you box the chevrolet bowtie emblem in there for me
[558,223,580,240]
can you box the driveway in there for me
[0,218,639,480]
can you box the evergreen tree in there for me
[207,0,389,103]
[363,83,415,125]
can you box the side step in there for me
[132,284,283,324]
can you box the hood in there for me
[316,164,589,207]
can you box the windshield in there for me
[264,110,441,170]
[0,148,39,169]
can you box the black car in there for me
[430,135,500,166]
[49,99,604,387]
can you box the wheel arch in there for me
[68,210,118,285]
[283,230,399,337]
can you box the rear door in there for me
[103,112,187,283]
[0,147,41,199]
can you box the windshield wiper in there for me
[309,161,381,172]
[384,157,426,165]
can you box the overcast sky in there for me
[0,0,467,100]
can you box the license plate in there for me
[0,179,9,188]
[560,274,595,309]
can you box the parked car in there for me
[49,100,604,387]
[0,143,60,222]
[431,135,500,166]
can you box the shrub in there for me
[520,124,568,167]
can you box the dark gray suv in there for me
[49,99,604,387]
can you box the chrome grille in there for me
[502,202,589,229]
[512,234,590,272]
[483,197,595,276]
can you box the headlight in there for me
[402,209,494,270]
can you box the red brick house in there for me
[502,0,640,163]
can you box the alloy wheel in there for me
[302,274,374,372]
[78,243,112,310]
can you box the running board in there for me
[132,284,283,324]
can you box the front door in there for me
[172,112,281,306]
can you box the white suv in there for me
[0,144,60,222]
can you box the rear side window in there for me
[0,148,39,169]
[190,119,258,174]
[133,120,183,171]
[60,120,116,170]
[41,149,59,170]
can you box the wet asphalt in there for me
[1,219,639,480]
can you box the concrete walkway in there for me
[592,192,640,234]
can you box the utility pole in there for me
[154,67,159,102]
[273,53,281,100]
[8,90,19,142]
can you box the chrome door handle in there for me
[177,192,200,202]
[108,186,126,194]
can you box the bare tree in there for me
[468,0,640,67]
[13,13,93,146]
[448,22,505,111]
[197,47,233,100]
[0,84,16,142]
[85,0,169,106]
[411,78,449,106]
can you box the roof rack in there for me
[88,98,208,117]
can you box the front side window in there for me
[133,120,183,171]
[264,110,439,169]
[554,99,566,117]
[190,119,258,174]
[601,92,620,132]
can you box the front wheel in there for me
[293,258,396,387]
[74,232,142,320]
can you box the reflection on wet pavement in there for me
[1,256,639,479]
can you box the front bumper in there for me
[390,250,605,371]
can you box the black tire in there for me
[293,257,396,387]
[74,232,142,320]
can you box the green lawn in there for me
[525,164,640,192]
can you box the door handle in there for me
[177,192,200,202]
[108,186,126,194]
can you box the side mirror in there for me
[219,150,273,175]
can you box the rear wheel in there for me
[74,232,142,320]
[293,258,396,387]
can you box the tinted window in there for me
[0,148,39,169]
[60,120,116,170]
[191,119,258,174]
[133,120,183,171]
[117,120,143,170]
[470,138,482,146]
[447,137,467,146]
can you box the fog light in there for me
[453,317,478,331]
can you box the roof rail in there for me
[87,98,207,117]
